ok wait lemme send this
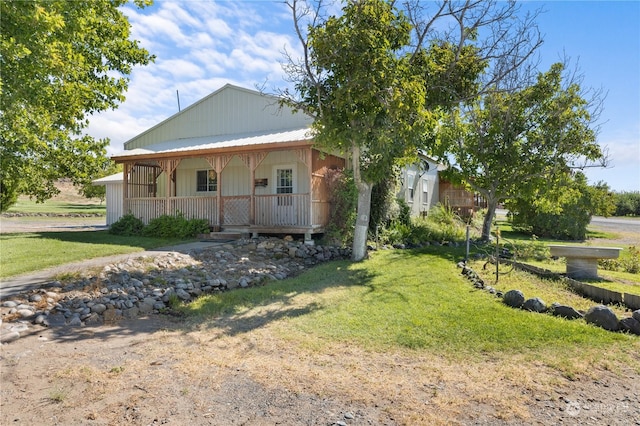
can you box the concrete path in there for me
[0,241,227,300]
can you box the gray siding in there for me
[124,85,313,150]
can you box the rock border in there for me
[1,237,352,344]
[458,262,640,336]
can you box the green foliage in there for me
[509,172,608,240]
[0,178,19,212]
[396,198,412,226]
[0,0,154,210]
[143,213,210,238]
[110,212,209,238]
[612,191,640,216]
[77,161,122,203]
[377,204,466,246]
[508,235,550,261]
[599,246,640,274]
[433,63,605,240]
[109,213,145,236]
[324,168,358,246]
[369,174,400,232]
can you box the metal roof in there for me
[92,172,123,185]
[113,127,313,160]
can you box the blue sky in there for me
[87,0,640,192]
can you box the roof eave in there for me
[112,140,315,163]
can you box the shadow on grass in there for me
[35,259,376,344]
[1,230,189,251]
[180,262,376,338]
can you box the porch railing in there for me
[127,197,218,224]
[127,198,165,223]
[255,194,310,226]
[169,197,218,224]
[126,194,327,228]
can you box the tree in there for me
[77,160,122,204]
[434,63,606,241]
[0,0,153,211]
[507,172,614,240]
[281,0,540,260]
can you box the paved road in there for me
[591,215,640,229]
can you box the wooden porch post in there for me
[158,159,181,216]
[306,148,313,229]
[249,155,256,225]
[123,162,130,214]
[206,155,233,228]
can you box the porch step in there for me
[200,231,244,241]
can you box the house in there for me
[97,83,479,238]
[397,155,444,217]
[105,84,345,241]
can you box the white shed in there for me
[92,172,123,226]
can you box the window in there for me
[422,178,429,205]
[276,168,293,194]
[407,173,415,203]
[196,169,217,192]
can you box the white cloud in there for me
[156,59,205,80]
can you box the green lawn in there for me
[0,231,191,278]
[6,199,106,215]
[181,247,640,375]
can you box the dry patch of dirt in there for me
[2,305,639,425]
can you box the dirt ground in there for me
[1,207,639,425]
[1,295,639,426]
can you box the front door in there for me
[274,167,296,225]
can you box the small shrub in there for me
[598,246,640,274]
[376,204,466,246]
[514,235,550,261]
[109,213,144,236]
[622,246,640,274]
[143,213,209,238]
[167,293,181,309]
[324,168,358,246]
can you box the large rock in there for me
[550,303,583,320]
[0,330,20,343]
[584,305,619,331]
[503,290,525,308]
[522,297,547,313]
[619,317,640,336]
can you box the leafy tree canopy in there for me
[0,0,154,211]
[283,0,503,259]
[433,63,605,240]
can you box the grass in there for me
[0,231,192,278]
[6,198,106,215]
[180,247,640,376]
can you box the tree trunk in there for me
[350,142,372,261]
[352,180,373,261]
[482,197,499,241]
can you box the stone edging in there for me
[0,237,352,344]
[458,262,640,336]
[498,259,640,311]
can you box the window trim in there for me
[196,169,217,193]
[422,178,429,205]
[272,164,297,195]
[407,172,416,203]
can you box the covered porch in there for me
[114,142,344,238]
